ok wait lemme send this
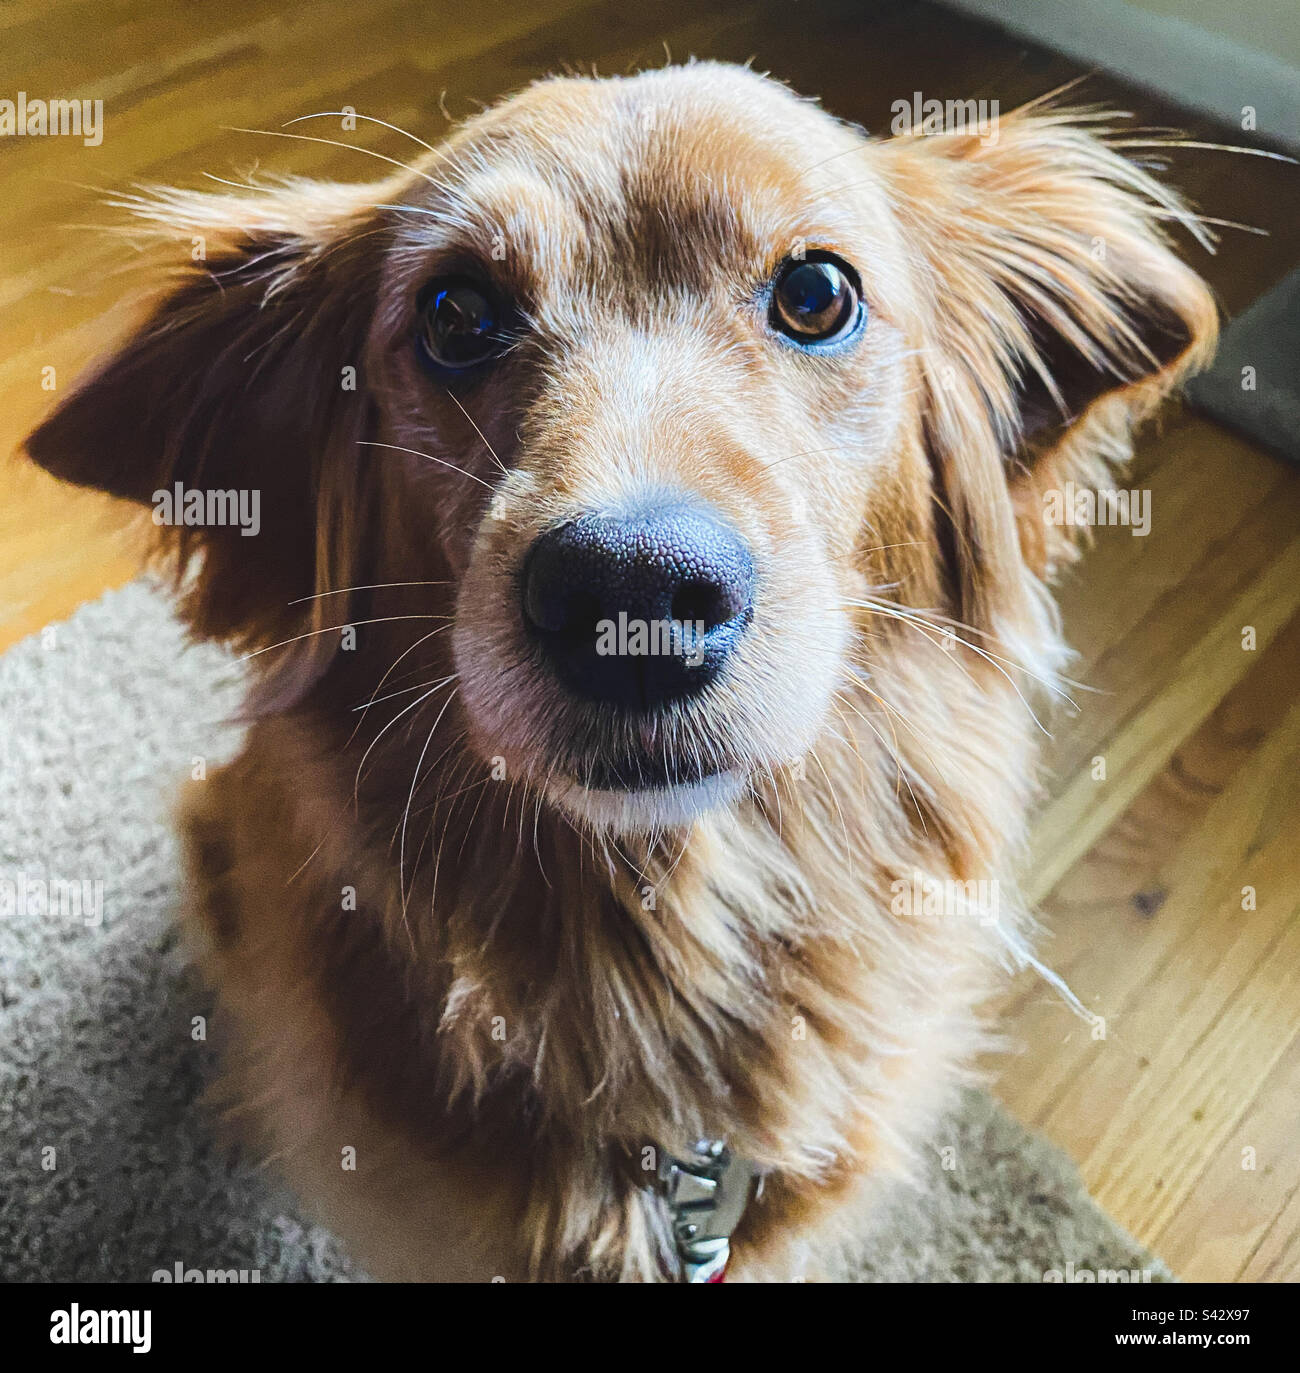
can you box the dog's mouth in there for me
[543,715,747,829]
[553,755,747,832]
[479,690,747,830]
[565,740,728,793]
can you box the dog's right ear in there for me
[24,180,392,684]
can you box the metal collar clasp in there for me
[656,1139,756,1283]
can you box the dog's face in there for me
[404,70,913,830]
[25,65,1215,836]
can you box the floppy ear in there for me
[23,179,392,694]
[881,106,1218,606]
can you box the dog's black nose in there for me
[522,504,755,710]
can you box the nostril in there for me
[532,586,600,639]
[562,590,602,637]
[522,535,599,636]
[671,580,740,632]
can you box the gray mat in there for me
[0,578,1168,1282]
[1187,268,1300,465]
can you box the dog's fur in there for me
[24,64,1216,1281]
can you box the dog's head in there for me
[25,64,1215,835]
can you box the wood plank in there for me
[996,617,1300,1275]
[1156,1028,1300,1281]
[1026,456,1300,902]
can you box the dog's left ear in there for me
[881,107,1217,595]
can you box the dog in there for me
[24,62,1216,1281]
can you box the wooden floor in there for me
[2,0,1297,1281]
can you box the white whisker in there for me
[443,390,510,479]
[283,111,440,155]
[399,689,460,915]
[239,614,449,661]
[289,580,450,605]
[358,440,495,489]
[222,125,450,190]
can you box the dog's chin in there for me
[552,768,746,834]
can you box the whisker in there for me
[353,678,449,712]
[805,746,854,877]
[853,599,1055,735]
[842,669,946,775]
[374,202,441,218]
[352,674,457,805]
[1150,210,1267,237]
[851,596,1094,697]
[358,440,495,489]
[838,680,908,802]
[760,444,854,470]
[221,125,449,189]
[239,614,449,661]
[399,689,460,915]
[858,540,929,559]
[285,832,330,886]
[443,390,510,479]
[428,738,483,914]
[290,580,450,606]
[840,690,931,836]
[201,171,270,193]
[283,111,439,155]
[845,594,1079,710]
[347,628,449,746]
[454,761,495,865]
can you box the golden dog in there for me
[25,63,1216,1281]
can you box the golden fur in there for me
[24,64,1216,1281]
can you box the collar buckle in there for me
[656,1139,756,1283]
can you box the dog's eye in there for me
[416,277,510,371]
[770,254,863,346]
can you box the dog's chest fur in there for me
[183,669,1030,1281]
